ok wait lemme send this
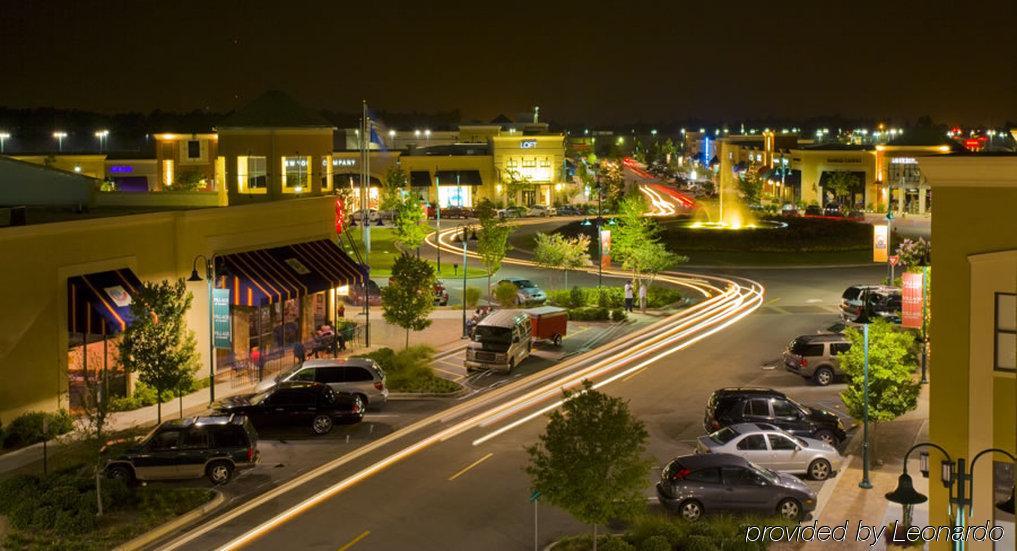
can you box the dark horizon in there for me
[1,0,1014,126]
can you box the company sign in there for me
[901,271,924,329]
[109,165,133,174]
[212,288,232,349]
[332,158,357,167]
[873,224,888,263]
[520,139,537,149]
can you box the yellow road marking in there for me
[433,366,463,379]
[620,366,647,383]
[337,530,370,551]
[764,297,781,305]
[448,452,494,481]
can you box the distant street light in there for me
[0,132,9,153]
[94,129,109,152]
[53,131,67,152]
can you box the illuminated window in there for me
[162,160,174,187]
[506,158,519,168]
[522,157,537,168]
[187,140,201,159]
[996,293,1016,372]
[539,157,551,167]
[438,185,472,208]
[237,156,267,194]
[321,156,333,192]
[282,156,311,192]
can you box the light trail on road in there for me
[162,220,763,551]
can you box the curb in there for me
[387,388,467,400]
[113,489,224,551]
[811,426,865,521]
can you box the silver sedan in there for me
[696,422,840,480]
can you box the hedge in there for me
[548,286,683,310]
[2,409,74,449]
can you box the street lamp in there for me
[0,132,9,153]
[188,255,218,402]
[53,131,67,152]
[886,443,1016,551]
[854,292,875,489]
[94,129,109,152]
[457,225,478,337]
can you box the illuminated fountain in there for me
[682,174,785,230]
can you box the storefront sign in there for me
[103,286,132,308]
[109,165,133,174]
[212,288,232,349]
[333,158,357,167]
[873,224,888,262]
[520,139,537,149]
[600,229,611,269]
[901,271,924,329]
[335,197,345,235]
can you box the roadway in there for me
[153,219,884,551]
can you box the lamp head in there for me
[885,473,928,505]
[187,269,203,282]
[581,218,592,227]
[997,489,1015,515]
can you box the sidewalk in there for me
[805,385,930,550]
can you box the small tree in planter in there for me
[119,279,199,423]
[381,253,437,349]
[526,381,651,551]
[493,281,519,308]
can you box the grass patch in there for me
[343,228,486,279]
[354,346,462,394]
[0,468,213,551]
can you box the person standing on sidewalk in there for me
[624,281,634,312]
[638,281,647,312]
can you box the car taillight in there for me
[799,357,808,367]
[374,381,384,391]
[246,447,255,462]
[671,468,691,481]
[709,420,720,430]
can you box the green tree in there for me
[391,195,428,252]
[838,320,921,457]
[895,238,931,270]
[78,348,114,516]
[737,172,763,206]
[173,170,205,191]
[533,232,591,289]
[526,381,651,550]
[119,279,199,423]
[825,171,861,206]
[380,166,409,211]
[476,214,514,298]
[381,253,437,349]
[597,160,626,208]
[612,195,687,287]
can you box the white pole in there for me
[533,499,538,551]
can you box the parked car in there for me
[256,358,388,407]
[465,309,532,373]
[497,206,526,219]
[703,388,847,445]
[823,203,844,217]
[804,205,823,216]
[434,280,449,306]
[526,204,557,217]
[656,453,816,521]
[839,285,900,323]
[498,277,547,305]
[351,208,380,223]
[780,204,800,217]
[217,381,364,435]
[556,205,583,216]
[782,333,851,386]
[346,279,382,306]
[696,423,839,480]
[105,415,259,485]
[441,206,474,219]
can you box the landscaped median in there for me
[548,514,798,551]
[0,467,218,550]
[545,286,685,321]
[355,345,464,395]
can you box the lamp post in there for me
[188,255,217,403]
[94,129,109,152]
[458,225,478,337]
[53,131,67,152]
[886,443,1016,551]
[0,132,9,154]
[854,291,875,489]
[435,169,442,273]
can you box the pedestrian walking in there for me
[624,281,634,312]
[293,341,306,364]
[638,281,648,312]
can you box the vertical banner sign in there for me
[600,229,611,269]
[873,224,889,263]
[212,288,232,349]
[901,272,924,329]
[334,197,345,235]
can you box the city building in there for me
[921,154,1016,550]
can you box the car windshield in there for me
[785,396,809,414]
[474,325,513,344]
[789,337,810,354]
[275,365,299,382]
[710,427,739,444]
[752,464,781,484]
[514,280,535,289]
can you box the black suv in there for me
[106,415,258,485]
[215,381,364,435]
[703,388,847,445]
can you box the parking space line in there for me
[337,530,370,551]
[448,452,494,481]
[433,366,463,379]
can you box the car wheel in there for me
[813,367,834,386]
[106,464,134,483]
[552,333,562,346]
[814,429,838,446]
[678,499,704,521]
[808,458,833,480]
[777,498,803,521]
[507,359,515,374]
[353,394,368,414]
[206,461,234,485]
[312,414,334,435]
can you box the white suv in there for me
[256,358,388,408]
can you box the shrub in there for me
[465,287,481,308]
[646,287,682,308]
[610,308,628,321]
[601,537,636,551]
[569,286,586,308]
[683,535,719,551]
[626,516,684,547]
[568,307,609,321]
[494,281,519,308]
[3,409,74,448]
[354,346,459,394]
[639,535,672,551]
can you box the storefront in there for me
[435,170,481,207]
[66,268,143,410]
[213,239,365,381]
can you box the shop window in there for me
[282,156,311,192]
[321,156,333,192]
[238,156,267,194]
[522,157,537,168]
[539,158,551,168]
[995,293,1016,372]
[521,189,536,206]
[187,140,201,159]
[438,185,472,207]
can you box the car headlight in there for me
[836,418,846,430]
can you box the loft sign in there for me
[520,140,537,149]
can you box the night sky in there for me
[1,0,1014,125]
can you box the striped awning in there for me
[218,239,366,307]
[67,268,143,335]
[410,171,431,187]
